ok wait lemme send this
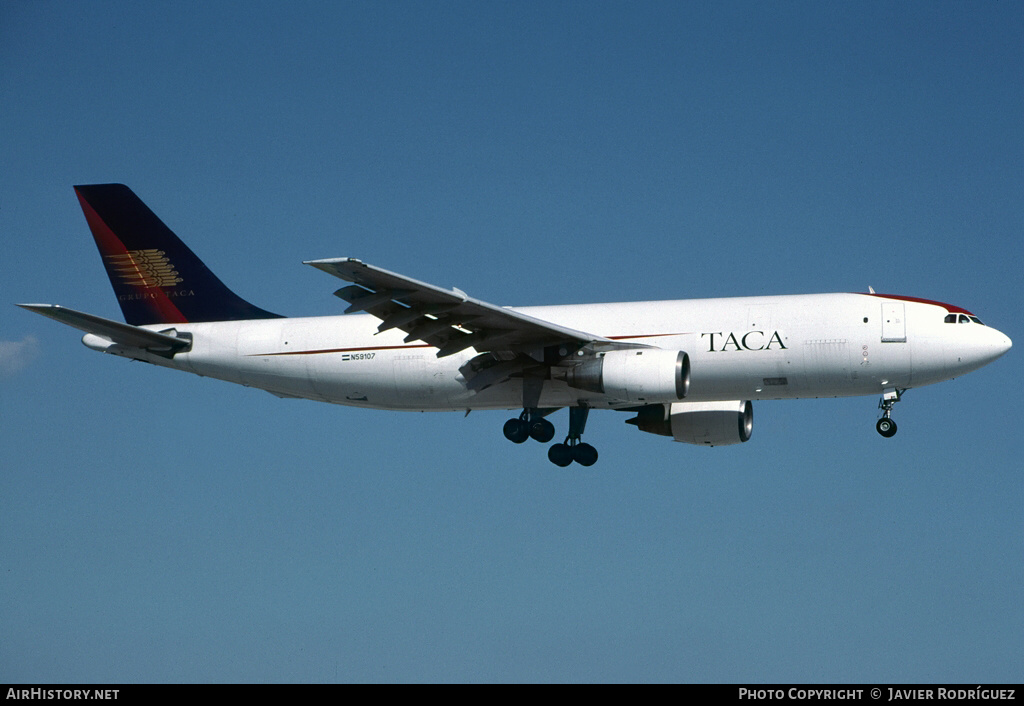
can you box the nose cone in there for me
[941,324,1011,380]
[964,326,1012,372]
[994,329,1012,359]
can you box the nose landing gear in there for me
[876,388,904,438]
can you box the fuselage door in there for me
[881,302,907,343]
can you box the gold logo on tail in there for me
[105,249,183,288]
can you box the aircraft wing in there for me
[18,304,191,354]
[304,258,613,358]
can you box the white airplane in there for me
[20,184,1012,466]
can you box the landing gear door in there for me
[881,302,907,342]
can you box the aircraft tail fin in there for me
[74,184,283,325]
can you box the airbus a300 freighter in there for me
[21,185,1012,466]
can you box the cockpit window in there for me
[944,313,985,325]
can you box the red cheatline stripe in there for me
[251,343,433,357]
[858,292,974,316]
[607,333,688,340]
[249,332,688,357]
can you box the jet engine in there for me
[627,400,753,446]
[563,349,689,404]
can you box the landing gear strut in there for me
[548,406,598,467]
[876,388,904,438]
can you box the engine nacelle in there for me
[564,349,689,404]
[628,400,753,446]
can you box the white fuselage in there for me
[104,292,1011,412]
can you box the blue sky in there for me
[1,1,1021,683]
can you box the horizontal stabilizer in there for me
[17,304,191,353]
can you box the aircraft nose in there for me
[996,330,1012,357]
[946,325,1012,376]
[983,326,1012,364]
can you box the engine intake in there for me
[565,349,689,404]
[628,400,753,446]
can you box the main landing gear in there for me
[503,406,598,466]
[548,406,598,467]
[876,388,904,438]
[548,438,598,467]
[503,409,556,444]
